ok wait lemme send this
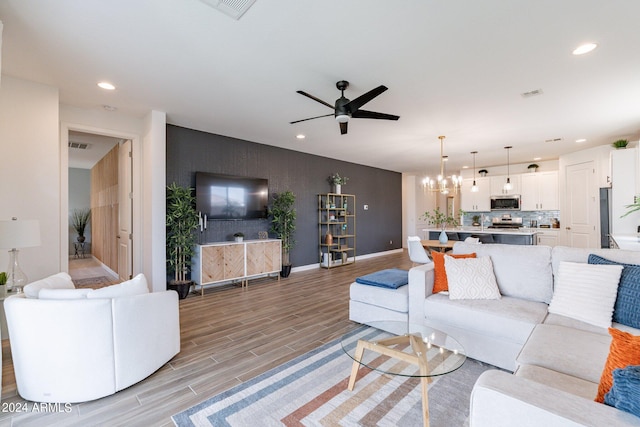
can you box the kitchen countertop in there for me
[423,227,541,236]
[611,234,640,251]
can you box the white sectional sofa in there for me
[403,242,640,426]
[4,272,181,403]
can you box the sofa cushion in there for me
[605,364,640,417]
[596,328,640,403]
[548,261,623,328]
[452,242,553,303]
[424,293,547,343]
[86,273,148,299]
[431,251,476,293]
[445,256,501,300]
[350,281,409,313]
[23,272,75,298]
[588,254,640,329]
[516,364,599,400]
[517,324,612,384]
[38,288,94,299]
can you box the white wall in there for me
[0,76,60,281]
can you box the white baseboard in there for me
[291,248,404,273]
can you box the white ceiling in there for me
[2,0,640,175]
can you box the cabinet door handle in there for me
[565,227,571,230]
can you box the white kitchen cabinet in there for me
[490,175,521,196]
[536,229,558,246]
[611,148,638,234]
[521,171,559,211]
[461,177,490,211]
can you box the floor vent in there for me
[69,142,90,150]
[199,0,256,20]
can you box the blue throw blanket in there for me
[355,268,409,289]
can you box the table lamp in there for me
[0,217,41,293]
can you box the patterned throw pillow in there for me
[596,328,640,403]
[604,364,640,417]
[588,254,640,329]
[444,255,501,300]
[431,251,476,293]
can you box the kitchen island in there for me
[611,234,640,251]
[423,227,540,245]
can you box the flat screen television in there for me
[195,172,269,220]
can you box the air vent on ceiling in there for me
[199,0,256,20]
[521,89,544,98]
[544,138,563,143]
[68,142,90,150]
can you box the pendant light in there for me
[470,151,479,192]
[503,146,512,192]
[423,136,461,194]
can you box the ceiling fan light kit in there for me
[291,80,399,135]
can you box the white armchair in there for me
[4,273,180,403]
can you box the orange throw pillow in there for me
[432,251,476,293]
[595,328,640,403]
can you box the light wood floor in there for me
[0,250,412,426]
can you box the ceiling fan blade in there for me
[296,90,334,109]
[351,109,400,121]
[344,85,388,112]
[290,113,334,124]
[340,121,348,135]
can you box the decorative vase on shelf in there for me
[325,232,333,245]
[439,230,448,244]
[334,184,341,194]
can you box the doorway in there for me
[63,126,140,282]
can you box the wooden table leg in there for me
[411,335,431,427]
[347,340,365,391]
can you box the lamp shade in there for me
[0,219,41,249]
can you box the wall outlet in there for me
[389,240,393,245]
[364,204,369,210]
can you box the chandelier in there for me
[422,136,461,194]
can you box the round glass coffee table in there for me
[341,321,466,427]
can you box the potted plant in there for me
[166,182,199,299]
[472,214,482,226]
[422,207,460,243]
[70,208,91,242]
[527,163,539,172]
[269,190,296,278]
[328,173,349,194]
[233,232,244,242]
[621,195,640,218]
[478,169,488,177]
[0,272,6,294]
[612,139,629,149]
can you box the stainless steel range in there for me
[488,215,523,229]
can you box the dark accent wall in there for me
[166,125,402,267]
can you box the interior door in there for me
[565,161,598,247]
[118,139,133,281]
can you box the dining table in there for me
[421,239,455,253]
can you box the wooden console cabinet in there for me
[192,239,281,294]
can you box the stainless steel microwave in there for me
[490,195,521,210]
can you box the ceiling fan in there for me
[290,80,400,135]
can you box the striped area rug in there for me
[172,326,495,426]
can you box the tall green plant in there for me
[71,208,91,237]
[166,182,199,283]
[269,191,296,266]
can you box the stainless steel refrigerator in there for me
[599,187,612,248]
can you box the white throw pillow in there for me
[86,273,149,299]
[444,255,501,300]
[548,261,623,328]
[38,288,94,299]
[23,272,75,298]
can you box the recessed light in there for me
[97,81,116,90]
[575,138,587,143]
[296,134,305,140]
[462,165,469,169]
[572,43,598,55]
[533,157,542,161]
